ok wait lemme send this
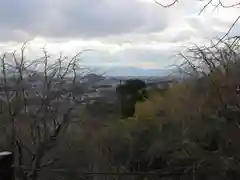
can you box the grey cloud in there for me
[80,46,177,69]
[119,47,177,66]
[95,29,195,46]
[185,16,240,39]
[0,0,168,41]
[0,0,42,28]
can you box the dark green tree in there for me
[116,79,148,118]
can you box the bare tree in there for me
[175,37,240,179]
[0,43,92,180]
[178,37,240,118]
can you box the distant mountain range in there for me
[89,66,171,77]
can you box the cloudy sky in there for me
[0,0,239,70]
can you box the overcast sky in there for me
[0,0,239,69]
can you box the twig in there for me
[154,0,178,7]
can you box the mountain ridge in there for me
[88,66,170,77]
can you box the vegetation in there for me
[116,79,148,118]
[2,39,240,180]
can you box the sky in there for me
[0,0,240,70]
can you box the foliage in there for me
[116,79,148,118]
[135,91,164,119]
[3,38,240,180]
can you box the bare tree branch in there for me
[154,0,240,9]
[0,43,95,180]
[198,0,213,15]
[154,0,178,7]
[154,0,240,46]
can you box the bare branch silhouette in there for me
[0,43,95,180]
[154,0,178,7]
[154,0,240,45]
